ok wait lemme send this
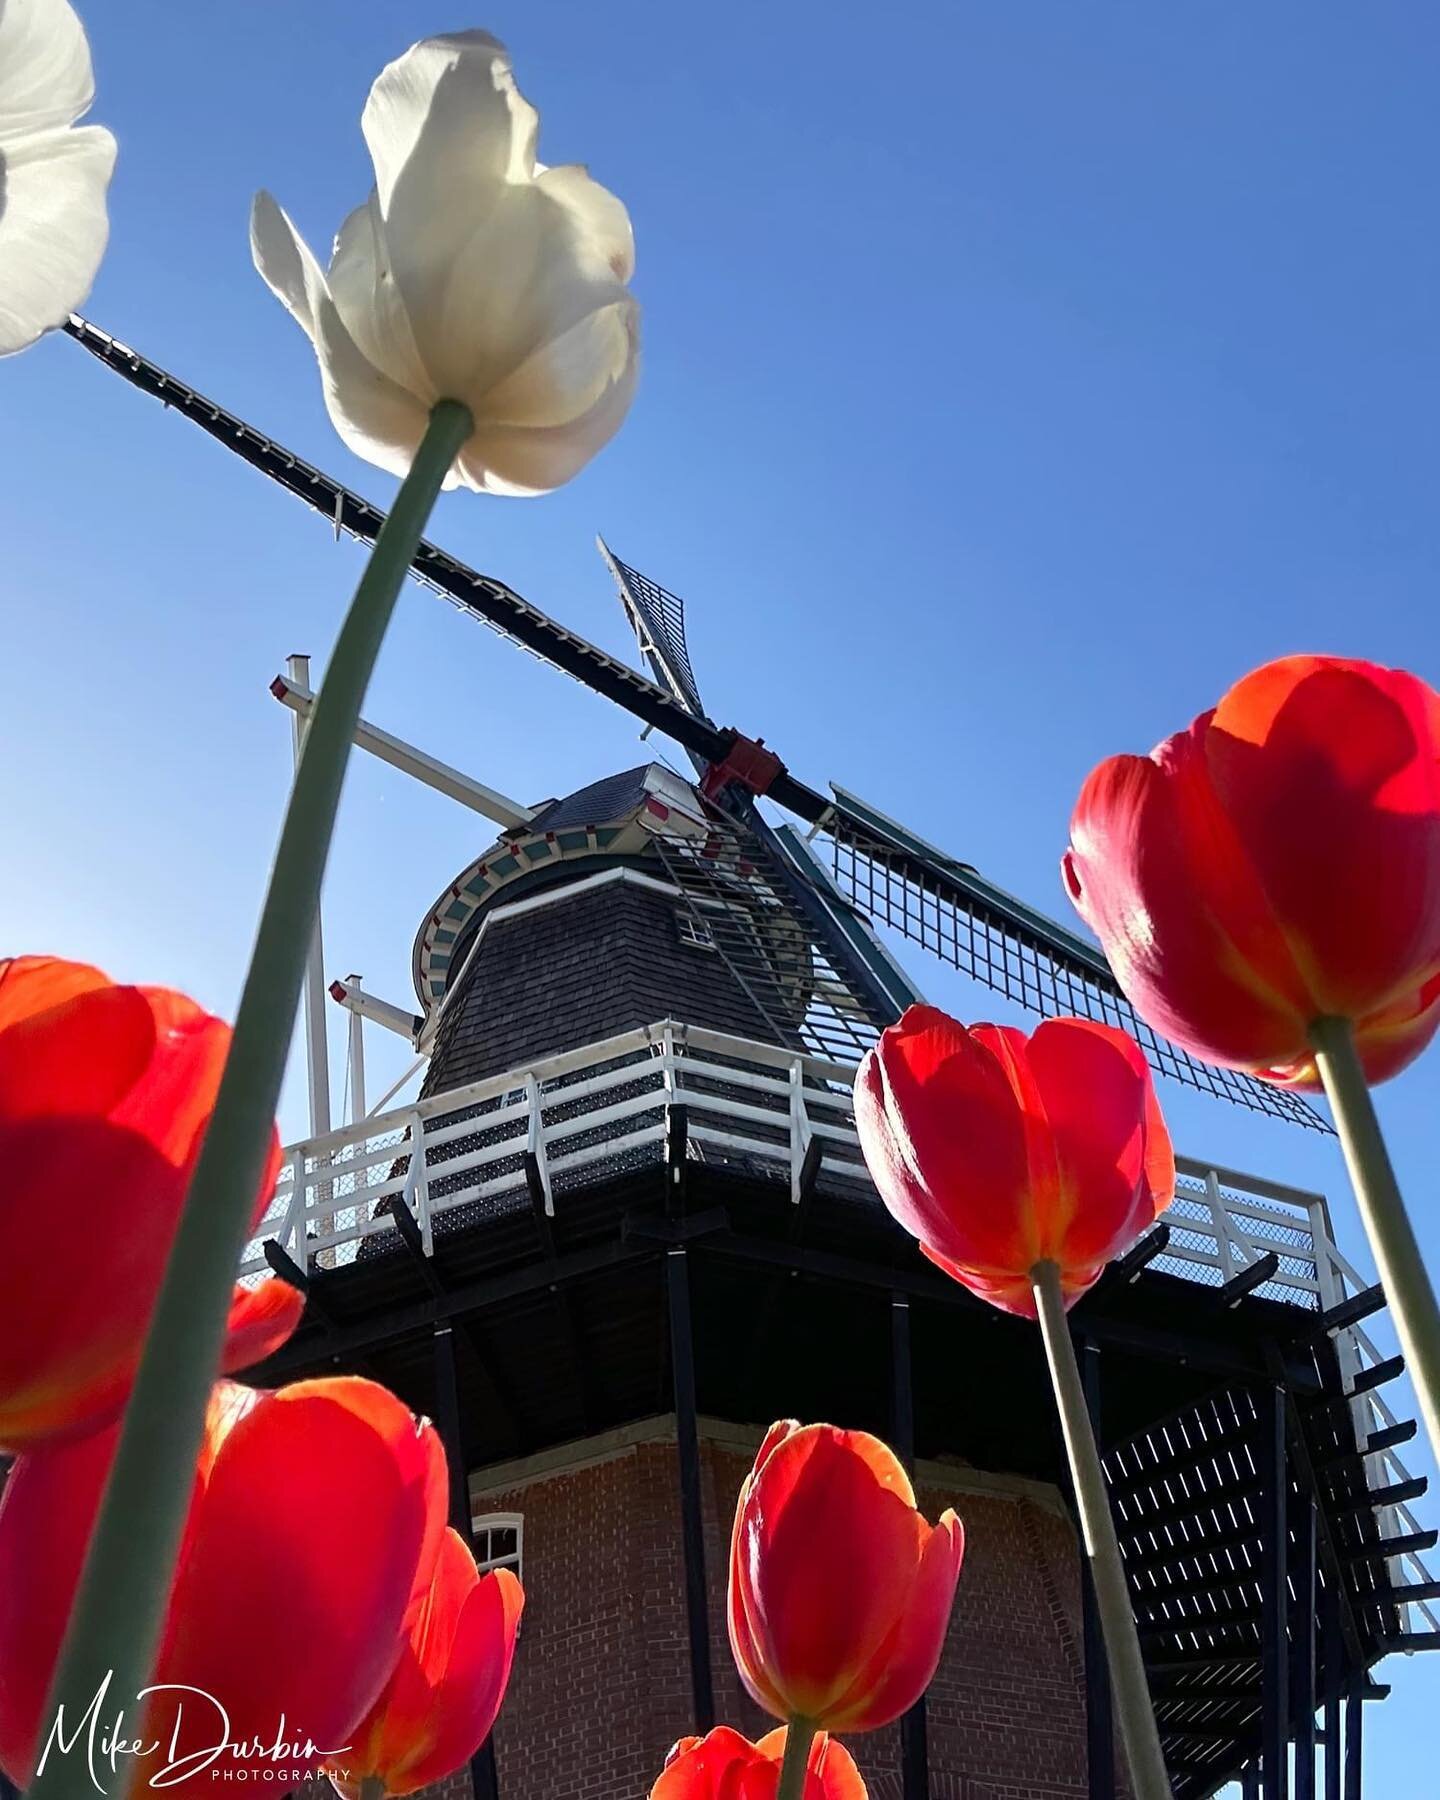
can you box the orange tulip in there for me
[855,1006,1174,1317]
[0,955,303,1450]
[653,1726,866,1800]
[0,1377,448,1791]
[329,1527,523,1798]
[1062,655,1440,1088]
[727,1420,963,1733]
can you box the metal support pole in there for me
[1079,1339,1116,1800]
[1261,1385,1290,1800]
[1343,1680,1362,1800]
[1244,1765,1261,1800]
[667,1246,715,1732]
[286,653,332,1142]
[1294,1497,1317,1800]
[890,1295,930,1800]
[345,973,367,1122]
[1323,1585,1342,1800]
[433,1325,500,1800]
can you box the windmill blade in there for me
[62,316,735,768]
[819,785,1329,1132]
[599,540,709,721]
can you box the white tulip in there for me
[252,30,639,496]
[0,0,115,357]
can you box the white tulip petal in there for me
[422,175,633,402]
[481,296,638,429]
[250,189,321,336]
[250,189,436,484]
[535,163,635,284]
[363,32,536,210]
[457,309,640,496]
[362,32,546,388]
[0,120,113,355]
[327,193,433,401]
[0,0,98,141]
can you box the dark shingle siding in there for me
[423,876,784,1097]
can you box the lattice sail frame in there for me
[648,803,891,1064]
[820,800,1329,1132]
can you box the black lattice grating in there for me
[825,813,1329,1132]
[649,808,890,1064]
[607,553,707,718]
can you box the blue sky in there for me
[3,2,1437,1788]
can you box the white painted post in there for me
[526,1071,554,1217]
[344,973,367,1124]
[286,655,332,1142]
[1206,1168,1242,1280]
[789,1058,810,1205]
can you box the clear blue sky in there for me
[3,2,1437,1788]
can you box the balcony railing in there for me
[246,1017,1435,1637]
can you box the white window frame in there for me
[470,1510,524,1581]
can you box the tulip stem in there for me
[1310,1014,1440,1468]
[1032,1260,1172,1800]
[29,400,475,1800]
[776,1720,817,1800]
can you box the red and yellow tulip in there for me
[652,1726,866,1800]
[0,1377,448,1791]
[1062,655,1440,1088]
[727,1420,963,1734]
[855,1006,1174,1316]
[329,1527,524,1799]
[0,956,303,1451]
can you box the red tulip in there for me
[653,1726,866,1800]
[0,955,303,1450]
[1062,655,1440,1088]
[855,1006,1174,1317]
[727,1420,963,1732]
[329,1528,524,1798]
[0,1376,448,1791]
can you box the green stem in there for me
[775,1720,818,1800]
[29,400,473,1800]
[358,1778,388,1800]
[1032,1260,1172,1800]
[1310,1014,1440,1468]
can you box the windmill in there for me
[61,314,1436,1800]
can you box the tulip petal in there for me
[0,1119,190,1450]
[858,1009,1036,1275]
[0,0,98,139]
[362,34,541,387]
[0,956,153,1124]
[1207,657,1440,1021]
[251,190,435,483]
[537,163,636,284]
[398,1566,523,1794]
[458,300,640,495]
[1064,731,1313,1067]
[1022,1018,1158,1267]
[823,1509,964,1732]
[0,1423,143,1783]
[0,121,113,355]
[220,1277,305,1374]
[327,193,434,401]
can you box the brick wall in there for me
[449,1420,1093,1800]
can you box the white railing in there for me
[248,1017,1435,1637]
